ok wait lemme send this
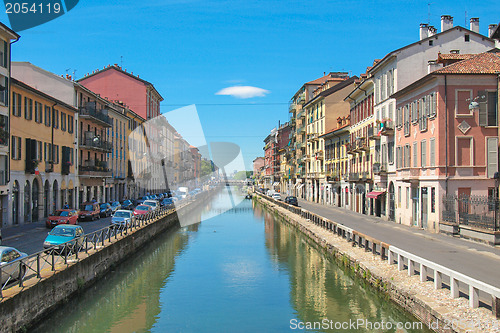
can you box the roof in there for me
[78,65,163,101]
[319,123,350,138]
[369,26,495,74]
[306,72,349,85]
[492,23,500,39]
[437,53,476,61]
[11,77,78,112]
[391,50,500,99]
[0,21,20,39]
[434,49,500,74]
[303,76,358,108]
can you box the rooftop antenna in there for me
[120,55,123,68]
[65,68,71,75]
[465,11,467,27]
[72,69,77,80]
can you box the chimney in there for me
[441,15,453,32]
[428,60,441,73]
[469,18,479,33]
[420,23,429,40]
[428,25,437,37]
[489,24,498,38]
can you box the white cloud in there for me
[215,86,270,99]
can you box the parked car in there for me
[143,200,159,211]
[43,225,85,252]
[160,198,175,208]
[121,200,134,210]
[0,246,27,285]
[110,201,121,213]
[272,193,281,201]
[99,203,113,218]
[133,204,152,216]
[284,196,299,206]
[111,210,135,228]
[46,209,79,228]
[78,202,100,221]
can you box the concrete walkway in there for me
[296,198,500,288]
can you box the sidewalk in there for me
[296,198,500,288]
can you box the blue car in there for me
[160,198,175,207]
[43,225,85,252]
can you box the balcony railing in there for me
[361,171,371,181]
[373,162,388,174]
[79,159,112,177]
[314,150,324,160]
[348,172,359,182]
[297,92,306,105]
[79,102,112,127]
[346,143,356,155]
[380,119,395,136]
[80,136,113,152]
[368,127,380,140]
[289,102,297,113]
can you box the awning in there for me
[367,191,385,199]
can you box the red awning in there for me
[367,191,385,199]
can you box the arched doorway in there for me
[24,181,31,222]
[44,180,50,218]
[388,182,395,221]
[12,181,19,225]
[32,179,40,222]
[53,180,58,212]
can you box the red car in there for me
[46,209,79,228]
[133,204,152,216]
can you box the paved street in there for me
[1,217,113,255]
[290,197,500,288]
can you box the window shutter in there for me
[479,90,487,126]
[487,137,498,178]
[430,139,435,167]
[421,140,427,168]
[3,41,7,69]
[413,142,417,167]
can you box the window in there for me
[12,92,21,117]
[486,137,498,178]
[464,34,470,42]
[0,76,7,105]
[406,187,410,209]
[396,146,402,168]
[68,115,74,133]
[53,109,59,129]
[429,92,437,118]
[430,138,435,167]
[456,137,472,166]
[478,91,498,127]
[403,144,411,168]
[412,142,417,167]
[11,136,21,160]
[388,140,394,164]
[456,90,472,116]
[398,186,401,207]
[61,112,66,131]
[35,102,42,123]
[421,140,427,167]
[419,97,428,131]
[37,141,42,161]
[0,40,6,68]
[44,105,51,127]
[404,105,410,136]
[24,97,32,120]
[429,40,433,46]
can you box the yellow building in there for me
[304,74,356,203]
[10,78,78,224]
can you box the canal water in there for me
[33,187,430,332]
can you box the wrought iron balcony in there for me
[367,127,380,140]
[348,172,359,182]
[79,102,112,127]
[373,162,388,175]
[80,134,113,152]
[380,119,395,136]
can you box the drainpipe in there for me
[444,75,448,197]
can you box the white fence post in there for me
[470,285,479,308]
[451,277,460,298]
[398,254,404,271]
[434,270,442,290]
[420,264,427,282]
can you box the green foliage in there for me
[200,160,214,177]
[233,171,253,180]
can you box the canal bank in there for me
[254,193,500,333]
[0,189,218,333]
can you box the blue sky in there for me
[2,0,499,170]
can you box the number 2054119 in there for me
[5,2,61,14]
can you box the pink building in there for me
[392,50,500,236]
[78,65,163,121]
[253,157,264,178]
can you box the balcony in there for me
[315,150,324,160]
[368,127,380,140]
[0,115,8,146]
[297,92,306,105]
[400,168,420,182]
[361,171,371,181]
[380,119,395,136]
[79,102,112,127]
[373,162,388,175]
[356,138,369,152]
[348,172,359,182]
[79,159,112,177]
[289,102,297,113]
[326,172,340,182]
[308,133,318,141]
[80,133,112,152]
[346,143,356,155]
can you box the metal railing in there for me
[0,192,210,299]
[255,191,500,318]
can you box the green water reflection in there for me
[33,188,430,332]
